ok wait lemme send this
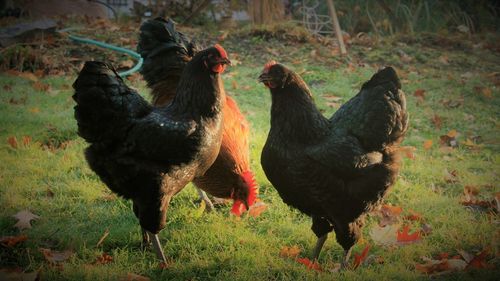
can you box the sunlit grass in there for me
[0,36,498,280]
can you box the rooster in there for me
[137,18,257,216]
[258,62,408,268]
[72,45,230,263]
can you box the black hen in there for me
[137,18,259,215]
[73,45,230,263]
[259,62,408,268]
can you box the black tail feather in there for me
[361,67,401,91]
[73,61,151,143]
[137,17,200,95]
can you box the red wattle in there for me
[212,64,226,73]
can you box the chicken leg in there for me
[140,227,151,250]
[196,187,215,212]
[312,234,328,260]
[341,248,352,270]
[147,231,167,264]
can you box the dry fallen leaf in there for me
[400,146,416,160]
[431,114,442,129]
[39,248,74,264]
[370,224,399,246]
[120,272,150,281]
[296,257,322,272]
[279,245,301,258]
[7,136,18,149]
[32,81,51,92]
[22,136,31,146]
[352,244,371,269]
[415,257,467,275]
[6,70,38,81]
[443,169,459,183]
[0,235,28,247]
[396,225,421,244]
[377,204,403,226]
[12,210,40,230]
[404,210,423,222]
[247,201,268,218]
[93,252,113,265]
[414,89,425,103]
[423,140,433,150]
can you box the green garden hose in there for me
[67,33,143,77]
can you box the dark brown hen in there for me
[72,45,230,263]
[259,62,408,268]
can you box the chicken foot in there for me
[341,248,352,270]
[196,187,215,212]
[147,231,167,264]
[312,234,328,260]
[140,227,151,250]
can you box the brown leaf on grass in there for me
[323,94,343,102]
[3,84,12,91]
[377,204,403,226]
[352,245,371,269]
[415,257,467,275]
[296,257,322,272]
[440,98,464,108]
[12,210,39,230]
[6,70,38,81]
[22,136,31,146]
[247,200,268,218]
[413,89,425,103]
[326,102,341,108]
[119,273,150,281]
[7,136,18,149]
[96,229,110,248]
[93,252,113,265]
[423,140,433,150]
[0,268,39,281]
[438,55,449,65]
[369,224,399,246]
[474,86,493,99]
[403,210,423,222]
[400,146,416,160]
[443,169,459,183]
[279,245,301,258]
[440,133,458,148]
[431,114,442,129]
[32,81,50,92]
[39,248,74,264]
[396,225,421,244]
[465,248,494,270]
[0,235,27,247]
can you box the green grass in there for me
[0,34,499,280]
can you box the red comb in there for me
[214,44,228,59]
[230,171,258,216]
[264,60,277,73]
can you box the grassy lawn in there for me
[0,27,499,280]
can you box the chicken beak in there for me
[221,58,231,66]
[258,73,271,83]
